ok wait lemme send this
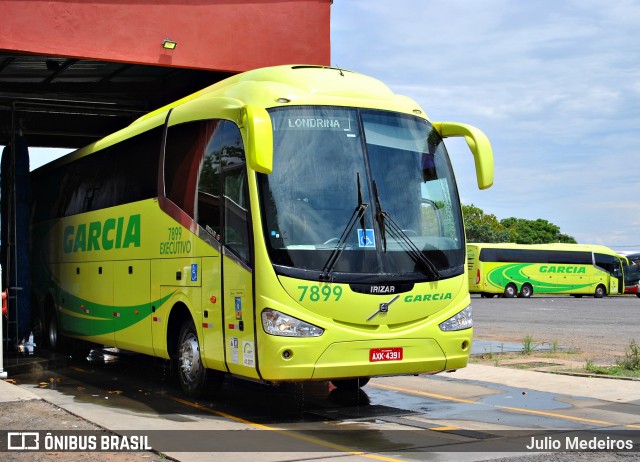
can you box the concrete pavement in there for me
[1,348,639,462]
[0,376,40,403]
[2,357,638,418]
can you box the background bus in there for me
[467,243,625,298]
[619,252,640,297]
[30,65,493,398]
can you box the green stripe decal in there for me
[58,288,175,336]
[486,263,594,293]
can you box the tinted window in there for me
[165,120,218,217]
[480,248,592,265]
[164,119,251,265]
[32,127,161,220]
[595,253,619,274]
[258,106,465,281]
[215,123,250,264]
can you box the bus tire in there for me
[330,377,370,390]
[503,283,517,298]
[594,285,606,298]
[175,318,222,399]
[45,301,59,351]
[519,284,533,298]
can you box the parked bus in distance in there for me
[467,243,625,298]
[618,252,640,297]
[30,65,494,398]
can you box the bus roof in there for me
[467,242,620,256]
[134,65,422,123]
[33,65,425,174]
[618,251,640,262]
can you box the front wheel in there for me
[175,319,222,398]
[594,285,606,298]
[330,377,370,390]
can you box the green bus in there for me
[30,65,494,398]
[467,243,625,298]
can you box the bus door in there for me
[193,119,257,378]
[219,139,257,378]
[222,254,256,377]
[595,253,622,295]
[611,261,623,294]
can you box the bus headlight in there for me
[261,309,324,337]
[439,306,473,331]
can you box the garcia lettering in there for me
[540,265,586,274]
[63,214,141,253]
[404,293,453,302]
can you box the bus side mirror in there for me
[433,122,494,190]
[241,105,273,174]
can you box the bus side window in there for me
[59,127,161,217]
[198,124,221,237]
[165,120,217,218]
[200,121,251,264]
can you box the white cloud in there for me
[332,0,640,248]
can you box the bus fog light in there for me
[439,306,473,331]
[261,309,324,337]
[282,349,293,359]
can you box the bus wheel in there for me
[330,377,370,390]
[503,283,517,298]
[176,319,221,398]
[594,285,606,298]
[45,300,60,351]
[519,284,533,298]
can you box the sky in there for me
[13,0,640,250]
[330,0,640,250]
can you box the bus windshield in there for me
[258,106,465,282]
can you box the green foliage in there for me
[522,334,536,355]
[501,217,576,244]
[462,204,576,244]
[462,205,509,243]
[617,339,640,371]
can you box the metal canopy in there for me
[0,52,232,149]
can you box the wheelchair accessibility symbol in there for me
[357,229,376,248]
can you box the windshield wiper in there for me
[372,180,441,280]
[373,181,387,252]
[320,173,369,281]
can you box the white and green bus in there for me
[467,243,625,298]
[30,65,493,398]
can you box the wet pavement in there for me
[2,341,640,461]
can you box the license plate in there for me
[369,347,403,362]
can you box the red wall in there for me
[0,0,331,71]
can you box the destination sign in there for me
[281,117,353,131]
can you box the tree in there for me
[462,205,576,244]
[500,217,577,244]
[462,204,509,243]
